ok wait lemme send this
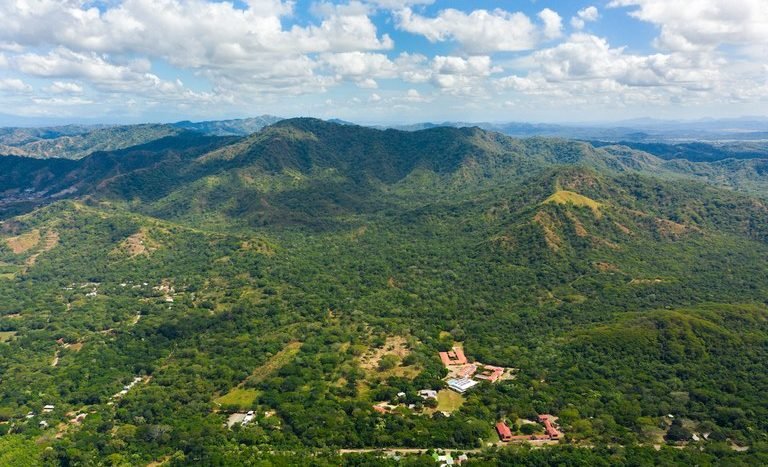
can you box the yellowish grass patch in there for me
[544,190,602,217]
[435,390,464,413]
[6,230,41,254]
[243,342,302,386]
[0,331,17,342]
[214,388,260,409]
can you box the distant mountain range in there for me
[382,117,768,142]
[1,118,767,221]
[0,115,282,159]
[0,115,765,160]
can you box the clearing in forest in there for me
[435,390,464,413]
[26,231,59,266]
[242,342,302,387]
[543,190,602,217]
[5,229,41,254]
[359,336,419,379]
[214,388,260,410]
[112,228,159,258]
[0,331,17,342]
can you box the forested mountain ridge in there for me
[5,118,767,224]
[0,119,767,465]
[0,116,281,160]
[0,124,181,160]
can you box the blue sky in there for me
[0,0,765,125]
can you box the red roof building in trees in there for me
[439,347,468,366]
[496,422,512,442]
[539,414,561,439]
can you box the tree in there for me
[665,419,692,442]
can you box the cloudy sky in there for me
[0,0,766,124]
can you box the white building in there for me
[242,410,255,426]
[446,378,478,394]
[419,389,438,399]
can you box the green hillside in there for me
[0,120,767,464]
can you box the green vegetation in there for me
[543,190,602,216]
[0,119,767,464]
[214,388,260,410]
[0,331,16,342]
[242,341,302,386]
[436,390,464,413]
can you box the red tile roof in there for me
[458,364,477,378]
[539,414,561,438]
[439,346,468,366]
[496,422,512,441]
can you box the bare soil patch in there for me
[6,229,40,254]
[359,336,411,372]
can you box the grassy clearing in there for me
[358,335,422,382]
[5,230,41,254]
[243,342,301,386]
[436,390,464,413]
[377,365,421,379]
[359,336,411,372]
[215,388,260,409]
[0,331,17,343]
[544,190,602,216]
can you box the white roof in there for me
[447,378,478,391]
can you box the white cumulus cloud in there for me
[609,0,768,52]
[46,81,84,94]
[396,7,562,53]
[0,78,32,92]
[571,6,599,29]
[538,9,564,40]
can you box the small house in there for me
[496,421,512,442]
[418,389,438,399]
[538,414,561,439]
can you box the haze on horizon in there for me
[0,0,766,125]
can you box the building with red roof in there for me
[439,346,468,366]
[475,365,504,383]
[458,364,477,378]
[539,414,561,439]
[496,421,512,442]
